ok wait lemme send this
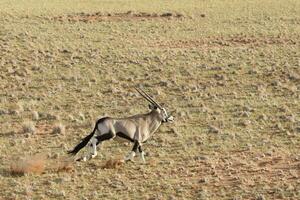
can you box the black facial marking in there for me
[116,132,134,142]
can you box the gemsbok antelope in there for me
[68,87,174,162]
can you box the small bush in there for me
[22,121,36,134]
[52,123,65,134]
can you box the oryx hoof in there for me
[75,157,83,162]
[139,152,146,163]
[125,158,135,162]
[124,151,136,162]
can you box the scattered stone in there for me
[243,105,254,112]
[208,125,222,134]
[31,110,39,121]
[199,177,207,183]
[248,69,258,74]
[280,114,295,122]
[214,74,227,81]
[239,120,251,127]
[159,81,169,87]
[275,123,284,131]
[270,80,281,87]
[288,72,300,81]
[0,108,8,115]
[239,111,250,117]
[194,155,208,161]
[258,114,268,121]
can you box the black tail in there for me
[67,117,108,155]
[67,130,95,155]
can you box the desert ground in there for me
[0,0,299,199]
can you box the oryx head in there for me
[135,87,174,123]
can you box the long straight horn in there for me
[135,87,155,105]
[140,88,162,109]
[135,87,162,109]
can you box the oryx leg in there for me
[125,140,139,162]
[138,145,146,163]
[82,132,115,161]
[82,137,97,161]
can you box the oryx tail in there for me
[67,117,107,155]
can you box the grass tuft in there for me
[22,121,36,134]
[52,123,65,134]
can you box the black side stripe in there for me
[116,132,134,142]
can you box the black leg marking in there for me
[138,145,143,153]
[116,132,134,142]
[132,141,140,153]
[95,132,114,145]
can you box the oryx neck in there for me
[147,110,162,135]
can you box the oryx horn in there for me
[134,87,162,109]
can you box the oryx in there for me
[68,87,174,162]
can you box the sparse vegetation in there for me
[22,121,36,134]
[52,123,65,135]
[0,0,299,199]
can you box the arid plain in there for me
[0,0,299,199]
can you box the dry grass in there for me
[10,155,46,175]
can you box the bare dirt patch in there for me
[51,11,185,23]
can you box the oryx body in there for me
[68,88,173,162]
